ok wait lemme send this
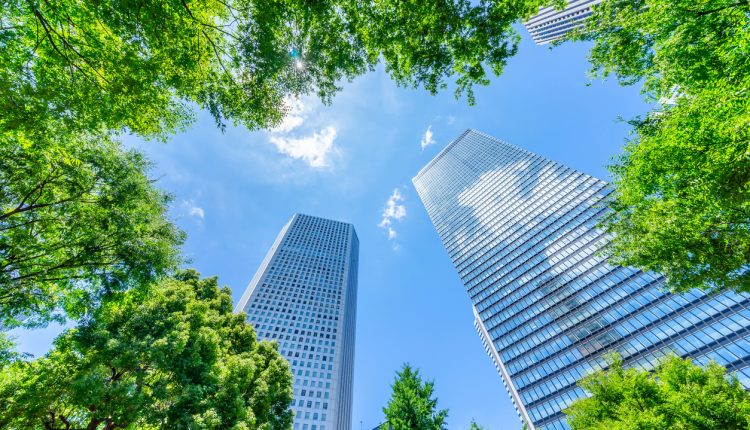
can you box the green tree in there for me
[565,354,750,430]
[382,364,448,430]
[0,269,294,430]
[1,0,556,140]
[469,419,486,430]
[569,0,750,292]
[0,126,185,328]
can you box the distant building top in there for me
[523,0,603,45]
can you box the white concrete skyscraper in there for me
[414,130,750,429]
[523,0,602,45]
[235,214,358,430]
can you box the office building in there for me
[235,214,359,430]
[523,0,602,45]
[413,130,750,429]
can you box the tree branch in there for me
[26,2,109,86]
[8,250,118,283]
[1,174,100,221]
[59,414,72,430]
[27,4,96,85]
[1,195,80,220]
[179,0,241,79]
[684,0,749,16]
[1,167,63,220]
[0,215,64,232]
[85,416,102,430]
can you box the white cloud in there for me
[267,97,339,168]
[420,125,436,149]
[379,189,407,242]
[269,126,337,168]
[189,206,205,219]
[181,200,205,220]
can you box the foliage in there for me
[355,0,559,105]
[0,270,294,430]
[569,0,750,292]
[604,87,750,293]
[0,333,26,368]
[0,125,185,328]
[565,354,750,430]
[1,0,556,140]
[382,364,448,430]
[469,419,486,430]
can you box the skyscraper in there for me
[235,214,359,430]
[523,0,602,45]
[413,130,750,430]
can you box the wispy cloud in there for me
[378,189,407,241]
[420,125,436,149]
[268,97,338,168]
[181,200,205,220]
[269,126,337,168]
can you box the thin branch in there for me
[28,4,97,86]
[9,253,118,283]
[85,416,102,430]
[59,415,71,430]
[684,0,749,16]
[1,176,100,221]
[43,411,55,430]
[1,195,79,220]
[27,2,109,86]
[1,167,62,220]
[0,216,58,232]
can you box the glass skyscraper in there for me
[523,0,602,45]
[235,214,359,430]
[413,130,750,429]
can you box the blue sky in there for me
[12,26,650,430]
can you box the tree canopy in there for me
[0,126,185,328]
[0,270,294,430]
[0,333,25,368]
[382,364,448,430]
[468,419,486,430]
[565,354,750,430]
[570,0,750,293]
[1,0,555,140]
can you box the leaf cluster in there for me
[569,0,750,292]
[0,270,294,430]
[605,83,750,292]
[354,0,549,104]
[566,354,750,430]
[0,333,27,368]
[0,125,185,328]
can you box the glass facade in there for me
[523,0,602,45]
[235,214,358,430]
[413,130,750,429]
